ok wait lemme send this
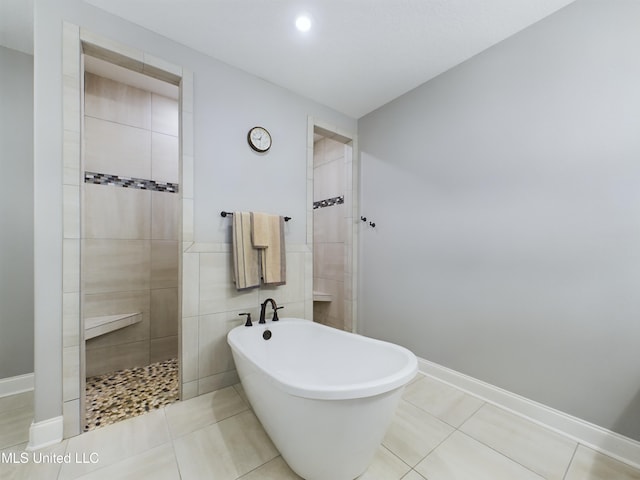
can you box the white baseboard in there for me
[417,357,640,470]
[26,416,64,451]
[0,373,34,398]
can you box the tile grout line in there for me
[454,429,547,480]
[561,442,579,480]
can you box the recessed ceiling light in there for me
[295,15,312,32]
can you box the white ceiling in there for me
[1,0,577,118]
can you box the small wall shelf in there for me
[313,291,332,302]
[85,313,142,340]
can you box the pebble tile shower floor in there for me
[85,358,179,431]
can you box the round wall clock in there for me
[247,126,272,152]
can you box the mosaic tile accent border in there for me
[85,171,179,193]
[313,195,344,209]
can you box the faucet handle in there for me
[239,313,252,327]
[273,306,284,322]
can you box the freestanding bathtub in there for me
[227,317,417,480]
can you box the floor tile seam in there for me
[379,443,415,471]
[166,420,186,480]
[233,455,283,479]
[0,439,30,451]
[403,469,426,480]
[65,440,180,480]
[560,443,579,480]
[165,403,251,441]
[61,411,173,478]
[410,426,458,469]
[401,395,486,430]
[452,429,552,480]
[572,441,640,475]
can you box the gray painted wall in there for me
[32,0,355,423]
[358,0,640,441]
[0,46,34,379]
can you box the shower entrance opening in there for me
[80,55,181,431]
[310,123,357,333]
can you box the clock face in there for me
[248,126,272,152]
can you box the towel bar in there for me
[221,211,291,222]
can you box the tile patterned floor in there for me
[2,373,640,480]
[85,358,179,431]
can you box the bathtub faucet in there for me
[259,298,283,324]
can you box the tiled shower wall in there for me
[83,73,179,377]
[313,137,350,331]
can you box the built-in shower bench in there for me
[85,313,142,340]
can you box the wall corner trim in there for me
[26,416,64,451]
[0,373,34,398]
[417,357,640,470]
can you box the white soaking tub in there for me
[227,317,417,480]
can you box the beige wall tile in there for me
[85,340,150,377]
[180,69,194,113]
[84,73,151,129]
[151,240,179,289]
[198,312,244,378]
[182,253,200,318]
[63,74,80,133]
[63,399,80,439]
[182,198,194,242]
[181,155,194,199]
[83,239,151,294]
[151,132,179,183]
[152,94,178,136]
[279,301,306,319]
[313,204,346,243]
[83,289,150,319]
[63,292,80,348]
[151,191,180,240]
[150,335,178,364]
[63,346,80,401]
[314,243,345,281]
[181,380,198,401]
[181,316,199,383]
[150,287,179,338]
[84,184,151,240]
[181,111,194,157]
[199,253,259,315]
[62,22,80,78]
[84,116,151,179]
[63,239,80,294]
[197,370,240,396]
[63,129,80,186]
[259,251,306,305]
